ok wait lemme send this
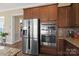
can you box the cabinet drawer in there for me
[40,46,57,55]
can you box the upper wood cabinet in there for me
[39,4,57,22]
[72,3,79,27]
[24,8,40,19]
[39,6,49,18]
[24,8,32,19]
[39,6,49,22]
[23,4,57,22]
[58,7,70,28]
[58,4,79,28]
[75,4,79,26]
[67,3,79,27]
[68,5,76,27]
[31,7,40,19]
[48,5,57,21]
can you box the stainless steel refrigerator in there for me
[22,19,40,55]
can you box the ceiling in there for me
[0,3,52,12]
[0,3,71,12]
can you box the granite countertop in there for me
[65,38,79,48]
[58,36,79,48]
[0,46,21,56]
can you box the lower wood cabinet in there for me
[57,39,79,56]
[57,39,65,55]
[40,39,79,56]
[40,46,57,55]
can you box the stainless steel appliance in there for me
[40,21,57,47]
[22,19,40,55]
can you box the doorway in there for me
[11,15,23,49]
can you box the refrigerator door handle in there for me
[28,20,30,49]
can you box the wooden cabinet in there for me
[75,4,79,26]
[24,4,57,22]
[39,4,57,22]
[24,8,39,19]
[40,46,57,55]
[31,7,40,19]
[72,4,79,27]
[58,6,77,28]
[68,4,76,27]
[57,39,79,56]
[58,4,79,28]
[57,39,65,55]
[39,6,49,22]
[48,5,57,21]
[39,6,48,18]
[58,7,71,28]
[67,3,79,27]
[24,8,32,19]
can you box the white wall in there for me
[12,16,23,44]
[0,9,23,44]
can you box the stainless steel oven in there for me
[40,21,57,47]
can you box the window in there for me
[0,16,4,32]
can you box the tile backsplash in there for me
[58,28,79,37]
[58,28,66,37]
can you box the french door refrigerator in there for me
[22,19,40,55]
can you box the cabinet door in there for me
[68,4,76,27]
[57,39,65,55]
[58,7,68,27]
[48,5,57,21]
[58,6,71,28]
[24,9,28,19]
[73,4,79,27]
[39,5,57,22]
[24,8,32,19]
[40,46,57,55]
[39,6,49,22]
[32,7,40,19]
